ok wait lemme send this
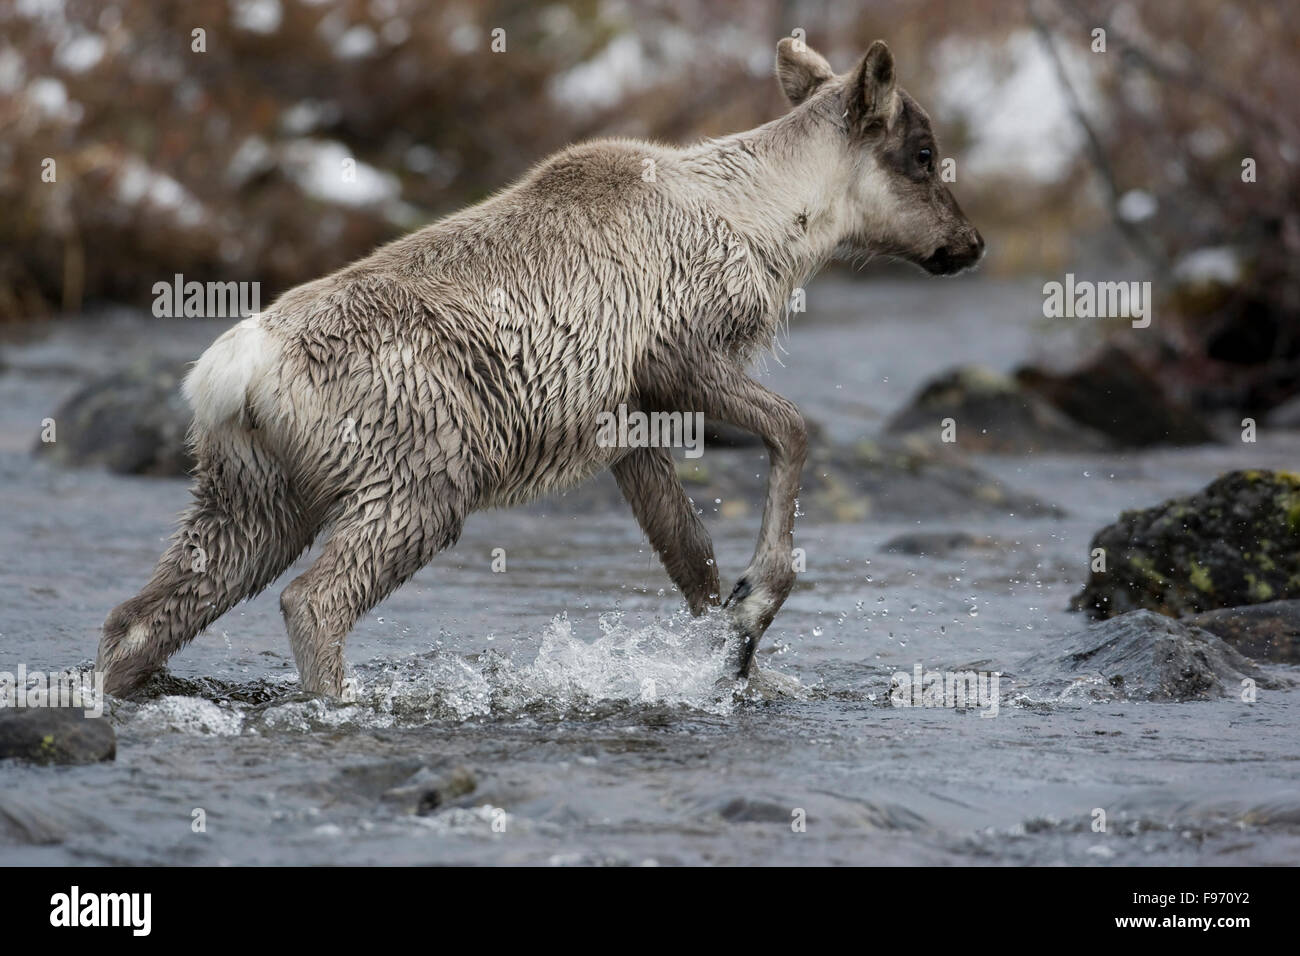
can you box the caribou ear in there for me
[847,40,897,130]
[776,37,834,105]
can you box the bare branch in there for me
[1028,0,1170,277]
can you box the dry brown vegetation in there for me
[2,0,1296,408]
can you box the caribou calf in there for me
[98,39,983,696]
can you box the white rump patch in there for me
[183,314,279,430]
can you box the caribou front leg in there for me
[678,366,808,675]
[612,445,720,615]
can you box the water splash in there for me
[128,694,245,736]
[122,608,812,736]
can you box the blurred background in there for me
[6,2,1300,865]
[1,0,1297,411]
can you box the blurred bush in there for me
[1,0,1297,414]
[1029,0,1300,412]
[1,0,620,318]
[0,0,1069,319]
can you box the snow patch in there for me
[54,32,105,73]
[281,138,401,207]
[933,30,1101,183]
[230,0,282,35]
[1173,247,1241,287]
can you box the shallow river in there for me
[2,276,1298,865]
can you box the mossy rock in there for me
[1072,470,1300,619]
[0,707,116,765]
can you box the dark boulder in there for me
[885,364,1111,454]
[0,707,116,765]
[825,437,1063,519]
[882,530,1008,558]
[539,431,1062,522]
[678,435,1063,521]
[1265,394,1300,430]
[1022,610,1286,702]
[1186,600,1300,664]
[34,357,193,476]
[1015,345,1214,448]
[1072,470,1300,619]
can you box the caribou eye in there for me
[918,147,933,167]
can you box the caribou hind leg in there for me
[279,473,466,696]
[97,429,315,696]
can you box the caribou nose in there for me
[956,229,985,269]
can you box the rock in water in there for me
[0,708,116,765]
[885,364,1111,454]
[538,433,1063,521]
[882,530,1008,558]
[1015,345,1213,448]
[34,357,193,476]
[373,764,478,815]
[1023,610,1286,702]
[1187,600,1300,664]
[1072,470,1300,619]
[819,436,1063,520]
[1265,394,1300,430]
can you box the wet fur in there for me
[98,40,983,696]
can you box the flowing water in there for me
[2,277,1298,865]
